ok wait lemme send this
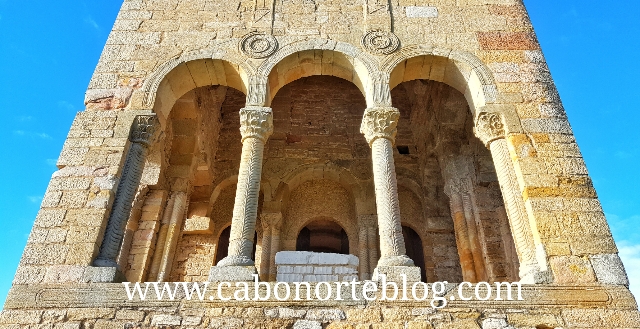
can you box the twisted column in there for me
[217,107,273,267]
[360,107,414,267]
[444,180,478,282]
[156,191,187,282]
[474,112,546,283]
[94,115,158,268]
[259,212,282,281]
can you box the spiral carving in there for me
[491,139,538,271]
[240,32,278,59]
[361,30,400,55]
[218,109,272,267]
[370,138,414,267]
[94,115,158,269]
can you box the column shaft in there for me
[360,107,414,268]
[490,139,539,278]
[94,115,157,268]
[156,191,187,282]
[448,193,477,282]
[217,107,273,267]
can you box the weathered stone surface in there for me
[590,253,630,285]
[276,252,359,266]
[372,266,421,283]
[5,0,638,328]
[208,265,258,282]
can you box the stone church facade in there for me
[2,0,639,328]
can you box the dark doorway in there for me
[214,226,257,265]
[403,225,426,282]
[296,219,349,254]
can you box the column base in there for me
[84,266,127,283]
[377,255,415,267]
[208,266,257,282]
[216,255,255,267]
[372,266,421,283]
[519,264,552,284]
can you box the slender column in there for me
[444,182,477,282]
[94,115,158,268]
[358,227,370,279]
[474,112,546,283]
[217,107,273,267]
[258,220,272,281]
[156,191,187,282]
[461,192,487,281]
[268,217,282,281]
[360,107,413,267]
[367,225,379,275]
[148,194,175,281]
[259,212,282,281]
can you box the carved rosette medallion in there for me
[130,115,158,146]
[474,112,506,146]
[239,107,274,142]
[240,32,278,59]
[360,107,400,145]
[361,30,400,55]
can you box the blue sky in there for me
[0,1,638,306]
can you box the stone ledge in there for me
[4,284,637,310]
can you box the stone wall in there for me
[5,0,639,327]
[276,251,359,282]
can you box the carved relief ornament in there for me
[240,107,274,142]
[360,107,400,145]
[130,114,158,146]
[240,32,278,59]
[474,112,506,147]
[361,30,400,55]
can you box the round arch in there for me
[137,50,253,125]
[296,217,350,255]
[271,162,366,214]
[383,46,507,124]
[257,39,378,107]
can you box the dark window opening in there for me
[397,145,410,155]
[403,225,426,282]
[296,219,349,254]
[214,226,257,265]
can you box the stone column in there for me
[94,115,158,277]
[259,212,282,281]
[442,156,488,282]
[367,224,379,277]
[444,180,478,282]
[209,107,273,281]
[156,191,187,282]
[360,107,419,282]
[474,112,549,284]
[358,226,370,280]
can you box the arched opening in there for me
[296,219,349,254]
[390,78,519,283]
[214,226,258,265]
[263,49,372,107]
[214,226,231,265]
[402,225,426,282]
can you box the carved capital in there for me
[361,30,400,55]
[260,212,283,232]
[443,177,474,198]
[239,107,274,142]
[360,107,400,146]
[129,114,158,147]
[474,112,506,147]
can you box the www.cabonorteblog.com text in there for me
[123,275,524,308]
